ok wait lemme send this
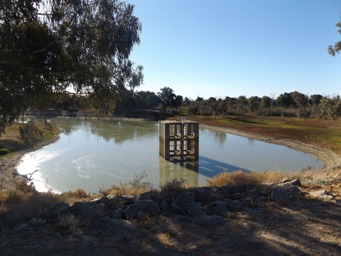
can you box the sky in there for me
[128,0,341,100]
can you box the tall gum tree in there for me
[0,0,142,133]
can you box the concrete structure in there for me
[159,120,199,161]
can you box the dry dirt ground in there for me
[0,190,340,256]
[0,124,340,255]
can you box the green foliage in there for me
[0,148,13,156]
[329,21,341,56]
[0,0,142,134]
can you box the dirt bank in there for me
[0,135,60,191]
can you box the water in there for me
[17,119,323,193]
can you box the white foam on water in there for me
[16,147,63,193]
[71,154,97,179]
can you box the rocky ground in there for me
[0,123,341,255]
[0,179,340,255]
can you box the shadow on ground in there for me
[0,183,340,256]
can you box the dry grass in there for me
[208,171,261,187]
[207,170,303,188]
[0,192,60,228]
[59,189,92,205]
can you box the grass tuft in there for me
[208,171,260,188]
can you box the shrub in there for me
[15,181,36,194]
[4,190,27,205]
[0,192,59,228]
[129,172,154,191]
[19,121,43,145]
[0,148,13,156]
[159,178,186,198]
[208,171,260,188]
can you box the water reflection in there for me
[159,155,252,187]
[52,118,157,144]
[206,129,227,145]
[159,158,199,186]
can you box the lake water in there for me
[17,118,323,193]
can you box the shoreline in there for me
[201,124,341,176]
[0,133,60,191]
[1,120,341,192]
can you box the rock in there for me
[222,199,245,211]
[26,218,47,227]
[87,217,135,232]
[188,187,217,203]
[111,209,123,219]
[270,184,301,201]
[172,215,193,223]
[123,200,160,219]
[186,202,206,218]
[173,192,195,209]
[71,202,98,221]
[195,215,224,226]
[281,179,301,187]
[308,189,334,200]
[172,191,206,217]
[159,199,184,216]
[216,186,231,198]
[47,202,71,219]
[138,192,162,203]
[207,192,224,202]
[205,201,230,217]
[159,198,172,210]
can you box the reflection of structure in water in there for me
[159,120,199,161]
[159,158,199,186]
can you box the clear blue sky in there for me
[128,0,341,100]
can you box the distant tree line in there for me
[41,87,341,120]
[182,92,341,120]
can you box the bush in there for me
[208,171,260,188]
[19,121,43,145]
[0,148,13,156]
[159,178,186,198]
[129,172,154,191]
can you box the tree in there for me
[174,95,183,112]
[320,97,341,120]
[158,87,176,110]
[0,0,142,134]
[248,96,261,113]
[329,20,341,56]
[276,93,293,107]
[310,94,323,105]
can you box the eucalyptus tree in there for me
[0,0,142,133]
[329,20,341,56]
